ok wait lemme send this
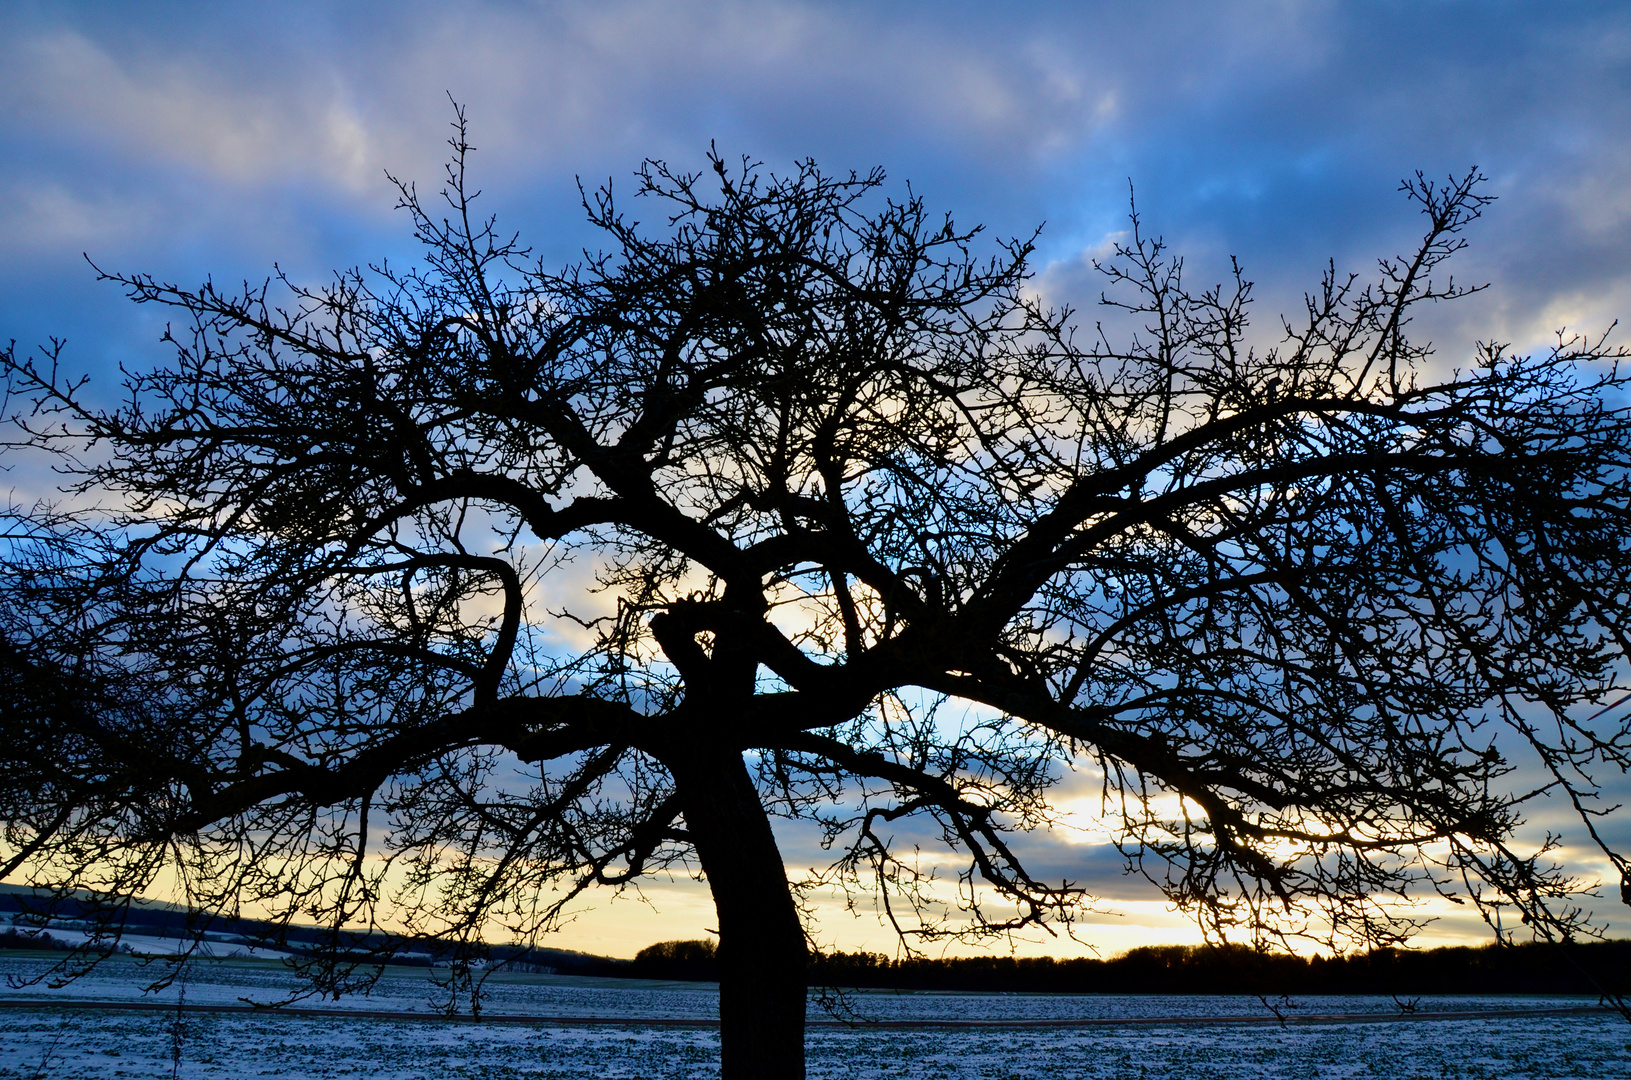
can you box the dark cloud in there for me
[5,3,1626,359]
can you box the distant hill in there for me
[0,883,629,976]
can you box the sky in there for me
[3,0,1631,959]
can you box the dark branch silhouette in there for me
[5,114,1631,1078]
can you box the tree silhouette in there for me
[6,119,1631,1078]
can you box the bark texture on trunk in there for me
[669,748,807,1080]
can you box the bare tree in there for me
[5,117,1631,1078]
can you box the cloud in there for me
[0,3,1110,196]
[7,2,1620,338]
[4,29,391,192]
[0,180,156,252]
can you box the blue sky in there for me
[3,1,1630,957]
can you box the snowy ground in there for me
[2,955,1627,1079]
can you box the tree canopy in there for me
[5,121,1631,1078]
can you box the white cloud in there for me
[0,181,154,251]
[7,30,395,192]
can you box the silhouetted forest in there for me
[630,938,721,980]
[633,938,1631,997]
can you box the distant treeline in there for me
[630,938,1631,996]
[8,884,1625,996]
[0,926,92,952]
[629,938,719,980]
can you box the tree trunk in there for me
[668,748,807,1080]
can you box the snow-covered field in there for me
[2,956,1626,1079]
